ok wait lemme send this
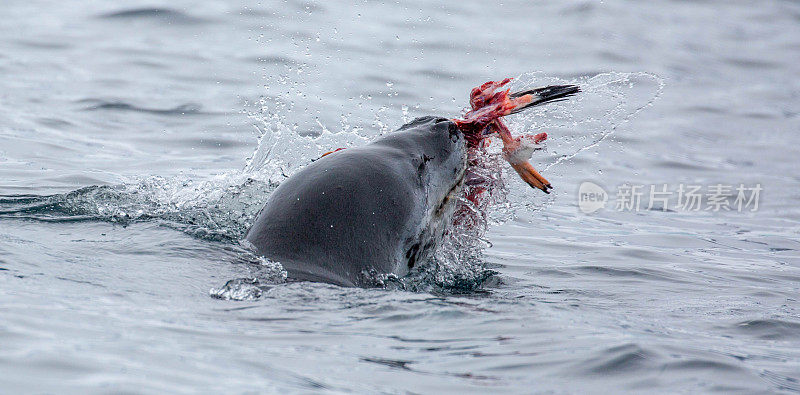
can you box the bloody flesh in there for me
[452,78,560,193]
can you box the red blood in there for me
[319,147,346,158]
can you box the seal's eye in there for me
[449,126,462,143]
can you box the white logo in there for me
[578,181,608,214]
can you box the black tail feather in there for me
[510,85,580,114]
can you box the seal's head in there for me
[245,116,467,286]
[373,116,468,218]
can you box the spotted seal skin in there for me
[245,116,467,287]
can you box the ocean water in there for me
[1,0,800,393]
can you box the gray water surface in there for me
[1,0,800,393]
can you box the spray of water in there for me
[499,71,665,215]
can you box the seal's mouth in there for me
[405,155,466,273]
[434,165,466,219]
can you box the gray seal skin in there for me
[244,116,467,287]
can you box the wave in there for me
[0,174,274,242]
[78,100,211,116]
[98,8,207,24]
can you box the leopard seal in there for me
[244,116,467,287]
